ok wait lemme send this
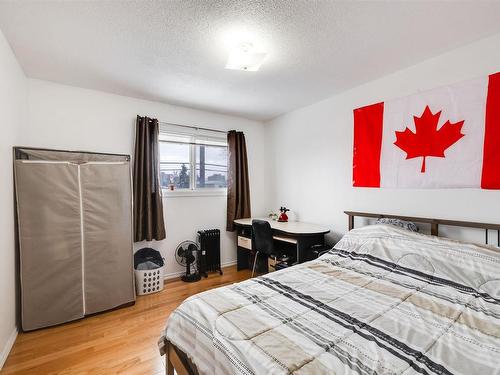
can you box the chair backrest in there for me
[252,219,274,256]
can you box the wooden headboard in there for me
[345,211,500,247]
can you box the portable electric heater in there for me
[197,229,222,276]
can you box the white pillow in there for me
[375,217,419,232]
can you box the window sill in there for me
[162,189,227,198]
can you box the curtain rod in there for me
[159,121,228,135]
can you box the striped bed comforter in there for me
[160,225,500,374]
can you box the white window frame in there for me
[159,125,228,198]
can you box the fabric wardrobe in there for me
[14,148,135,331]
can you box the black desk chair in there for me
[251,219,277,277]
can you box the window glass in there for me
[159,131,227,192]
[195,145,227,188]
[159,141,191,189]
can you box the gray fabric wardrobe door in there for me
[80,162,135,314]
[15,161,84,331]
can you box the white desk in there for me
[233,218,330,236]
[233,218,330,271]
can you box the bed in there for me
[159,213,500,375]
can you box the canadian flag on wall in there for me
[353,72,500,189]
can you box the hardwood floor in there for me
[1,266,252,375]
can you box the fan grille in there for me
[175,240,199,268]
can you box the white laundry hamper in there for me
[134,248,165,295]
[135,267,164,295]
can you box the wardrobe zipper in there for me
[77,164,86,315]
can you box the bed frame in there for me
[345,211,500,247]
[165,211,500,375]
[166,341,199,375]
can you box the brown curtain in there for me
[133,115,166,241]
[226,130,251,231]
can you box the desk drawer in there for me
[237,236,252,250]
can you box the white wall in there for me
[265,33,500,245]
[25,79,267,278]
[0,30,26,368]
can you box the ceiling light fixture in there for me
[225,42,267,72]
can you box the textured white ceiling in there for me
[1,1,500,121]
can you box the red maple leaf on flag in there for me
[394,106,465,173]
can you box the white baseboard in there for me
[0,328,18,370]
[163,260,237,280]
